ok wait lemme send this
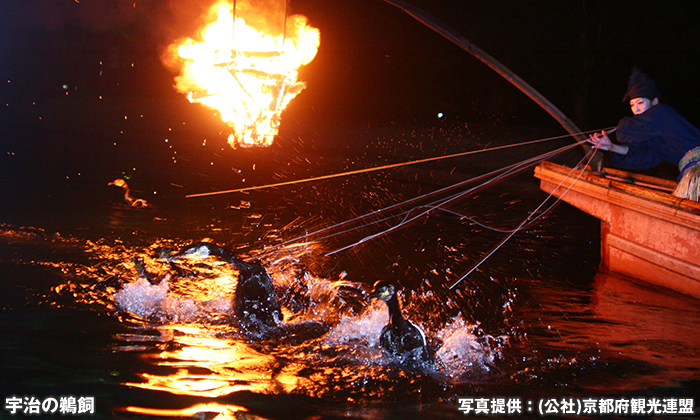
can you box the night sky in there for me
[2,0,700,198]
[289,0,700,128]
[2,1,700,129]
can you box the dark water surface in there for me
[1,108,699,419]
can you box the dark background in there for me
[3,0,700,127]
[1,6,699,414]
[2,0,700,212]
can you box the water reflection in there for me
[510,272,700,395]
[124,325,280,397]
[115,282,499,402]
[2,200,699,419]
[591,273,700,373]
[121,402,246,419]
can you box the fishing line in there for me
[323,139,590,256]
[447,145,600,290]
[306,126,618,251]
[185,128,613,198]
[254,137,588,259]
[256,157,535,255]
[323,143,584,255]
[406,200,563,234]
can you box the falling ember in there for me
[168,0,320,147]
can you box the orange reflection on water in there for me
[122,402,245,419]
[591,273,700,367]
[124,325,280,398]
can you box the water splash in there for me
[113,276,234,322]
[434,317,506,373]
[324,300,388,348]
[4,223,515,404]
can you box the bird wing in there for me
[401,321,427,350]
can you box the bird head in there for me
[181,244,214,259]
[157,247,173,260]
[108,178,128,189]
[369,281,396,302]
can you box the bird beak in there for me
[369,289,385,300]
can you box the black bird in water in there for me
[164,242,282,334]
[369,281,432,365]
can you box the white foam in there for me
[114,276,171,319]
[435,317,495,370]
[114,275,232,322]
[323,300,388,347]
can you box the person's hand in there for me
[588,130,612,151]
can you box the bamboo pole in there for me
[379,0,600,168]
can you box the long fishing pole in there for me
[377,0,601,170]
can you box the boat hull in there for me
[534,161,700,299]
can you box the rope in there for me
[282,0,288,45]
[253,137,588,260]
[232,0,236,47]
[447,145,600,290]
[324,139,589,256]
[185,128,612,198]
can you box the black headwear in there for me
[623,66,660,102]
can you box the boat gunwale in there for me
[534,161,700,230]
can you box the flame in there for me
[169,0,320,147]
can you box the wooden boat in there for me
[534,161,700,299]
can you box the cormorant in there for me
[369,281,432,365]
[165,242,282,334]
[108,178,151,208]
[132,256,152,283]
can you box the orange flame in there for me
[169,0,319,147]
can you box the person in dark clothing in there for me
[589,67,700,201]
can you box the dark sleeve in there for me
[610,138,664,169]
[611,113,664,170]
[657,105,700,165]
